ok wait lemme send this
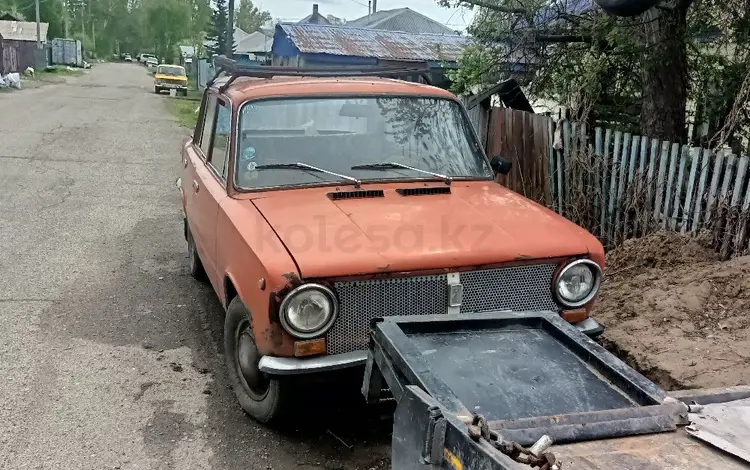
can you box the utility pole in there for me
[226,0,235,59]
[35,0,41,48]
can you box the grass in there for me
[163,78,203,130]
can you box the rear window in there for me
[158,66,185,76]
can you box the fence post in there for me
[721,155,746,259]
[613,133,631,245]
[662,143,680,229]
[681,147,701,233]
[653,141,670,226]
[548,118,556,212]
[670,146,688,231]
[735,164,750,254]
[707,151,725,223]
[622,135,640,242]
[600,128,613,240]
[643,138,660,236]
[691,148,711,234]
[594,127,603,235]
[607,131,623,246]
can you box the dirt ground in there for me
[596,231,750,390]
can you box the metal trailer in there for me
[51,38,83,67]
[362,311,750,469]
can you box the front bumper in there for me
[258,350,366,376]
[157,82,187,90]
[257,317,604,376]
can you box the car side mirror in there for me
[490,155,512,175]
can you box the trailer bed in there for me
[362,311,750,469]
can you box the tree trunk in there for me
[640,2,691,142]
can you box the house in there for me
[271,23,469,88]
[347,7,459,35]
[297,4,331,25]
[0,20,48,74]
[235,28,274,65]
[0,12,23,21]
[203,26,251,57]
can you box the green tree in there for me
[442,0,750,144]
[145,0,191,62]
[206,0,230,56]
[234,0,270,33]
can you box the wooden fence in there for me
[480,107,750,259]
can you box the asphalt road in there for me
[0,63,390,470]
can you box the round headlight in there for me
[279,284,338,339]
[555,259,602,308]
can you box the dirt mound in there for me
[596,233,750,391]
[605,230,718,274]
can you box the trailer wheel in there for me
[224,297,288,423]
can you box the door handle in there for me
[192,180,200,192]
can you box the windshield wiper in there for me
[350,162,452,185]
[253,162,362,188]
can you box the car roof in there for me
[214,75,457,103]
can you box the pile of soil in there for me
[596,231,750,390]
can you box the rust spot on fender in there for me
[268,272,303,325]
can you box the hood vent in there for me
[327,190,385,200]
[396,186,452,196]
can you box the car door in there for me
[185,92,231,289]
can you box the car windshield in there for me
[235,96,491,189]
[158,66,184,76]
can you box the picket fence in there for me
[547,121,750,258]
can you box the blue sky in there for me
[261,0,476,30]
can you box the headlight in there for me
[554,259,602,308]
[279,284,338,339]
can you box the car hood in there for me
[249,182,602,279]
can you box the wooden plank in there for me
[670,146,688,231]
[594,127,603,232]
[735,158,750,253]
[691,148,711,233]
[633,137,648,236]
[662,143,680,229]
[599,128,613,238]
[720,154,736,206]
[707,151,725,222]
[563,120,571,213]
[681,147,701,233]
[614,133,631,245]
[643,138,660,236]
[622,135,640,241]
[548,118,556,211]
[720,155,744,259]
[607,131,623,245]
[653,141,670,225]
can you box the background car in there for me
[123,53,132,62]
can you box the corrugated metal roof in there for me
[0,20,48,42]
[278,23,469,62]
[347,8,457,35]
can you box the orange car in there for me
[179,65,605,423]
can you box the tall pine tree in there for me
[206,0,231,57]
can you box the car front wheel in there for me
[154,86,160,94]
[224,297,288,423]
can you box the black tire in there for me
[154,86,160,94]
[224,297,288,423]
[186,226,206,281]
[180,89,188,97]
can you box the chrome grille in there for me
[326,264,559,355]
[460,264,558,313]
[328,275,447,356]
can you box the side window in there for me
[208,102,231,179]
[199,94,218,158]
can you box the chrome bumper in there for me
[575,317,605,337]
[258,351,367,376]
[258,318,604,376]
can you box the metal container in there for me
[50,38,82,67]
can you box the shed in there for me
[271,23,469,88]
[0,20,48,74]
[235,28,273,64]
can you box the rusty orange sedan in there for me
[178,65,605,423]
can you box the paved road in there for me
[0,64,390,470]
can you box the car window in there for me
[208,102,231,179]
[235,96,491,189]
[199,94,217,158]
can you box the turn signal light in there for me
[562,309,588,323]
[294,338,326,357]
